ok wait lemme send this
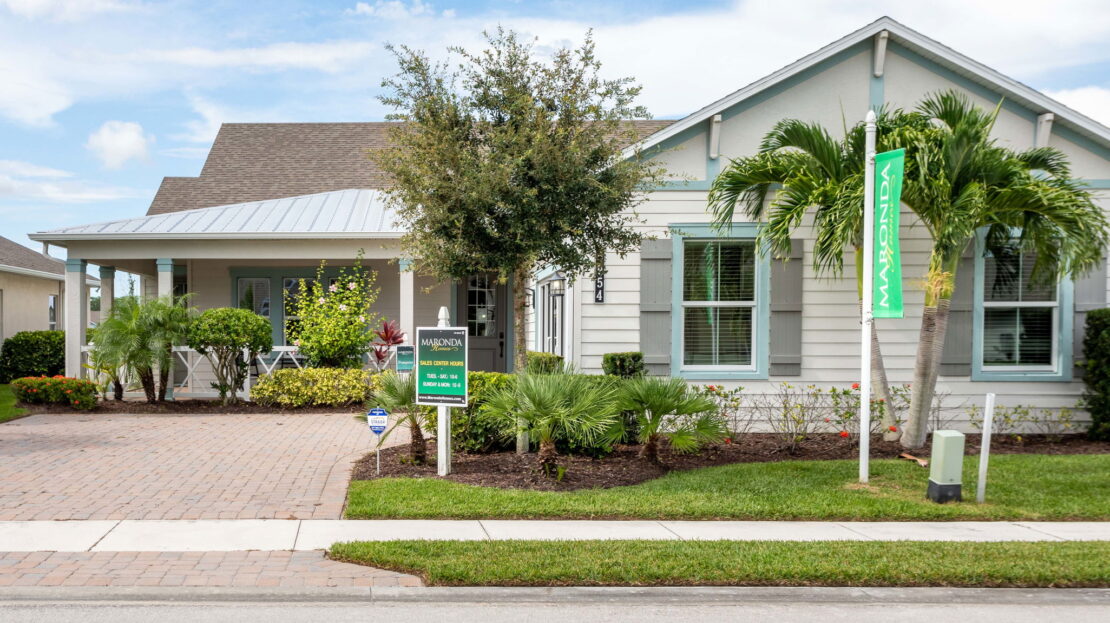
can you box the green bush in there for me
[287,255,381,368]
[11,375,97,410]
[525,351,564,374]
[424,371,515,453]
[251,367,375,408]
[0,331,64,383]
[602,352,645,378]
[187,307,273,404]
[1082,308,1110,440]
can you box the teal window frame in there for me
[971,232,1073,382]
[670,223,770,380]
[228,267,338,348]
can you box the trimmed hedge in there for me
[1082,308,1110,440]
[602,351,644,378]
[524,351,564,374]
[251,368,376,408]
[0,330,64,383]
[11,375,97,410]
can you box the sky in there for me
[1,0,1109,274]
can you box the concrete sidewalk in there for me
[1,519,1107,552]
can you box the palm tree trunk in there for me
[638,433,661,464]
[410,415,427,465]
[112,379,123,401]
[157,365,169,402]
[537,438,559,476]
[902,255,958,449]
[138,369,157,403]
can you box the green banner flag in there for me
[873,148,905,318]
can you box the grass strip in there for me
[330,539,1110,587]
[346,454,1110,520]
[0,385,27,424]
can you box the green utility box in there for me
[927,430,965,503]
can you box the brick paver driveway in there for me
[0,413,377,521]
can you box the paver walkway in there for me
[0,550,421,588]
[0,413,380,520]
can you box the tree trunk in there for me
[638,433,661,465]
[410,414,427,465]
[138,369,156,403]
[902,254,958,449]
[537,438,559,477]
[513,268,530,454]
[157,365,169,402]
[902,304,937,449]
[112,379,123,401]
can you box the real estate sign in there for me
[414,327,468,406]
[872,148,905,318]
[395,345,415,372]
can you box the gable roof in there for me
[0,236,65,276]
[34,189,402,241]
[148,120,676,216]
[626,16,1110,157]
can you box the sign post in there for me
[416,307,467,476]
[859,111,877,484]
[367,407,389,476]
[976,393,996,503]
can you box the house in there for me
[0,236,97,346]
[30,17,1110,417]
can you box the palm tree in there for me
[895,91,1108,447]
[94,296,192,403]
[141,297,193,402]
[482,374,621,477]
[618,376,725,464]
[708,113,908,440]
[368,370,429,464]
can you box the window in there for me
[974,238,1072,381]
[237,278,271,319]
[47,294,57,330]
[467,274,497,337]
[670,223,769,380]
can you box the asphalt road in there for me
[2,587,1108,623]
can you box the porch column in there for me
[156,258,174,298]
[399,259,415,342]
[99,266,115,318]
[64,259,88,378]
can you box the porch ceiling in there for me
[30,189,402,243]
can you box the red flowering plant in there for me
[370,319,407,371]
[694,384,750,441]
[11,375,97,410]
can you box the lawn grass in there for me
[329,540,1110,587]
[0,385,27,424]
[345,454,1110,520]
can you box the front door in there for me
[457,274,507,372]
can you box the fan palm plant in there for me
[618,376,725,464]
[708,112,910,439]
[482,374,621,477]
[94,296,192,403]
[368,370,429,464]
[894,91,1108,447]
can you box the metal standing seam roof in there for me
[30,189,402,241]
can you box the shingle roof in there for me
[0,236,65,276]
[147,120,676,216]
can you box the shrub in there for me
[94,296,193,403]
[251,368,375,408]
[1082,308,1110,441]
[967,404,1078,442]
[602,352,645,378]
[288,254,381,368]
[367,371,429,464]
[422,371,517,453]
[11,375,97,410]
[618,376,725,464]
[187,307,273,405]
[525,351,564,374]
[696,384,752,440]
[0,331,64,383]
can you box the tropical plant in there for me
[368,370,430,464]
[618,376,726,464]
[370,319,406,370]
[482,373,621,477]
[10,375,97,410]
[84,327,123,401]
[375,28,665,376]
[186,307,273,405]
[894,91,1108,447]
[707,112,905,440]
[93,296,193,403]
[1082,307,1110,441]
[289,254,381,368]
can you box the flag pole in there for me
[860,110,877,484]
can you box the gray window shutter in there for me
[639,239,672,375]
[1073,258,1107,378]
[940,241,976,376]
[769,239,803,376]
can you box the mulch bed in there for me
[18,400,364,415]
[351,433,1109,492]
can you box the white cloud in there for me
[348,1,444,19]
[85,120,153,169]
[1044,86,1110,128]
[173,95,229,144]
[0,56,73,126]
[0,159,71,178]
[146,41,376,73]
[0,0,135,21]
[0,160,142,202]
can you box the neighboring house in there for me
[30,17,1110,417]
[0,236,98,346]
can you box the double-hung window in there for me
[47,294,57,331]
[974,238,1072,381]
[671,224,769,379]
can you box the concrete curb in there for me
[1,586,1107,605]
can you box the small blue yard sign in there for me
[367,407,389,435]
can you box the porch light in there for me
[550,279,565,296]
